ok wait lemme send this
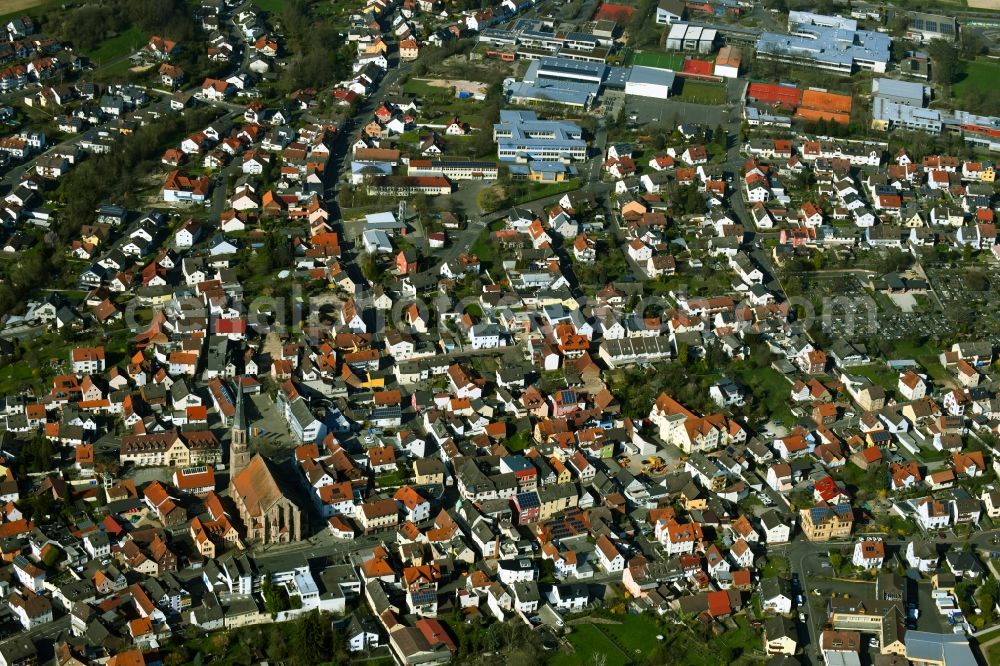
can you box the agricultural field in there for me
[0,0,53,23]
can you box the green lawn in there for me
[553,624,631,666]
[86,25,147,64]
[886,339,950,385]
[850,363,899,395]
[0,358,38,395]
[253,0,285,12]
[760,555,790,579]
[95,58,140,82]
[469,227,496,269]
[0,325,125,396]
[403,79,442,96]
[733,366,794,425]
[675,79,727,105]
[402,79,486,128]
[375,470,406,488]
[511,180,579,205]
[955,59,1000,98]
[602,614,661,656]
[554,613,738,666]
[630,51,686,71]
[694,616,760,665]
[504,430,531,452]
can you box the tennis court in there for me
[630,51,686,71]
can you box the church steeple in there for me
[229,379,250,478]
[233,378,246,433]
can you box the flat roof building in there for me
[903,631,977,666]
[493,110,587,163]
[757,12,890,74]
[896,10,958,43]
[871,97,943,133]
[535,57,606,84]
[507,57,605,108]
[625,66,676,99]
[872,78,928,107]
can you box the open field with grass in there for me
[987,641,1000,666]
[955,58,1000,97]
[733,365,794,425]
[553,614,762,666]
[851,363,899,395]
[511,180,579,204]
[86,25,147,64]
[252,0,285,12]
[601,615,661,656]
[552,622,636,666]
[628,51,686,71]
[403,77,488,128]
[553,626,629,666]
[675,79,727,105]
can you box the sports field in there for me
[630,51,686,71]
[675,79,727,104]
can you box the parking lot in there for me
[619,94,730,133]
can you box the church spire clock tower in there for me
[229,380,251,479]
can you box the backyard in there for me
[850,363,899,396]
[732,365,794,425]
[888,338,952,386]
[552,614,662,666]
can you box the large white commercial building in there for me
[624,66,675,99]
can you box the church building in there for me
[228,383,306,543]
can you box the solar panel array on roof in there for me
[411,589,437,605]
[516,491,540,509]
[371,405,401,419]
